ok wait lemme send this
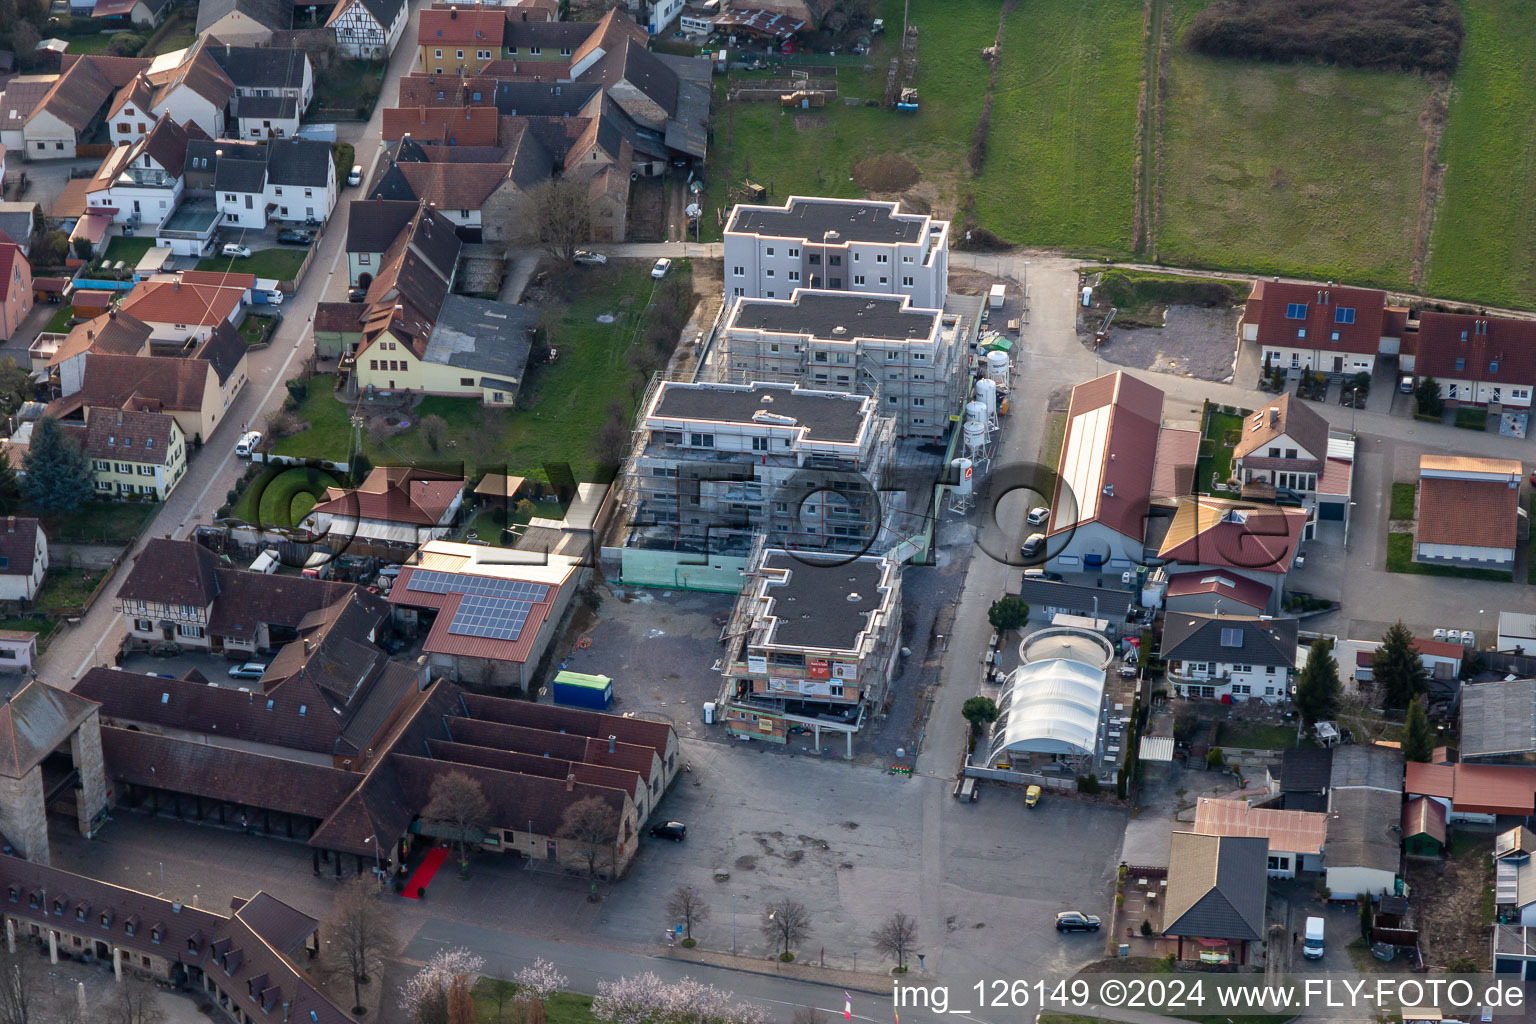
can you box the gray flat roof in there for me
[652,382,868,443]
[729,198,928,244]
[731,290,939,342]
[1461,678,1536,757]
[757,551,888,652]
[422,295,538,380]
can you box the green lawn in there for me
[313,59,385,118]
[471,981,595,1024]
[972,0,1143,253]
[1389,482,1416,520]
[1193,408,1244,492]
[101,236,155,267]
[44,305,75,334]
[229,466,341,529]
[60,32,122,55]
[1387,530,1514,582]
[458,499,564,546]
[1157,2,1429,288]
[145,13,195,57]
[1454,406,1489,431]
[1427,0,1536,308]
[32,569,106,617]
[238,314,277,347]
[50,502,155,544]
[1215,721,1300,751]
[1090,269,1243,327]
[277,264,669,485]
[197,248,307,281]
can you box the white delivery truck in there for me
[1303,916,1325,959]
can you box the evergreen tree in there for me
[0,448,21,516]
[21,417,92,519]
[1402,700,1435,763]
[1374,621,1427,710]
[1293,639,1341,733]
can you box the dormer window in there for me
[124,920,137,937]
[99,912,111,928]
[75,907,86,922]
[52,898,65,917]
[27,893,38,909]
[5,887,16,903]
[150,925,163,944]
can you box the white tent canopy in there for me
[989,657,1107,760]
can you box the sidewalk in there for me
[660,946,897,995]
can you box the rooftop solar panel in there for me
[406,568,550,603]
[447,594,533,642]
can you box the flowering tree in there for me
[591,972,768,1024]
[400,948,486,1024]
[515,958,569,1024]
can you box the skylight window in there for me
[1334,307,1356,324]
[1285,302,1307,320]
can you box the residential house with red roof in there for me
[1046,371,1165,574]
[1415,455,1522,570]
[299,466,464,557]
[417,5,515,75]
[1407,311,1536,410]
[1230,392,1356,536]
[1239,280,1393,378]
[23,54,147,159]
[1406,759,1536,824]
[0,239,31,342]
[105,41,233,147]
[0,517,48,606]
[84,113,204,231]
[1149,497,1307,613]
[386,538,583,689]
[117,277,244,343]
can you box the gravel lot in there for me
[1091,305,1243,382]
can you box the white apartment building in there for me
[724,197,950,311]
[721,288,963,439]
[1160,612,1300,703]
[626,379,895,558]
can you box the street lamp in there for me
[363,834,382,879]
[730,894,737,955]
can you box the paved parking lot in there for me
[120,649,265,685]
[592,738,1127,982]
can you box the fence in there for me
[961,763,1077,789]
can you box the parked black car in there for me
[1055,912,1101,932]
[277,229,314,245]
[348,287,367,302]
[649,821,687,841]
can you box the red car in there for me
[780,40,796,54]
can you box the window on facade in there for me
[689,433,714,448]
[853,275,865,285]
[876,254,888,263]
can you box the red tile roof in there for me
[1417,475,1519,550]
[1151,426,1199,499]
[418,6,506,46]
[1413,637,1466,660]
[1407,762,1536,817]
[1414,311,1536,387]
[386,563,562,665]
[308,466,462,526]
[1048,371,1164,541]
[380,104,500,146]
[1164,570,1272,612]
[1402,795,1446,844]
[119,279,242,327]
[1241,279,1387,355]
[178,268,255,290]
[1157,498,1306,575]
[0,243,24,305]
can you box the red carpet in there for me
[402,846,449,899]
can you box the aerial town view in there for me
[0,0,1531,1020]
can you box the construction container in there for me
[552,671,613,710]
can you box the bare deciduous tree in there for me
[667,885,711,942]
[107,978,165,1024]
[423,771,490,871]
[327,877,398,1013]
[870,911,919,970]
[420,413,449,453]
[761,899,810,959]
[533,177,593,264]
[792,1008,828,1024]
[557,794,619,888]
[0,948,38,1024]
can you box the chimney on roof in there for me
[608,734,616,752]
[86,329,94,340]
[565,773,575,791]
[1269,406,1279,426]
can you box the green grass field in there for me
[44,305,75,334]
[276,264,669,484]
[198,248,307,281]
[1427,0,1536,308]
[471,981,595,1024]
[229,465,342,529]
[101,236,155,267]
[33,569,106,616]
[50,502,155,544]
[972,0,1142,253]
[1390,482,1416,520]
[1158,2,1429,287]
[1193,408,1243,491]
[238,314,277,346]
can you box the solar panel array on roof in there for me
[406,568,550,603]
[447,594,534,641]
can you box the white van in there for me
[1303,916,1325,959]
[235,430,262,457]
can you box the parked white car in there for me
[235,430,262,457]
[651,257,672,279]
[221,243,252,258]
